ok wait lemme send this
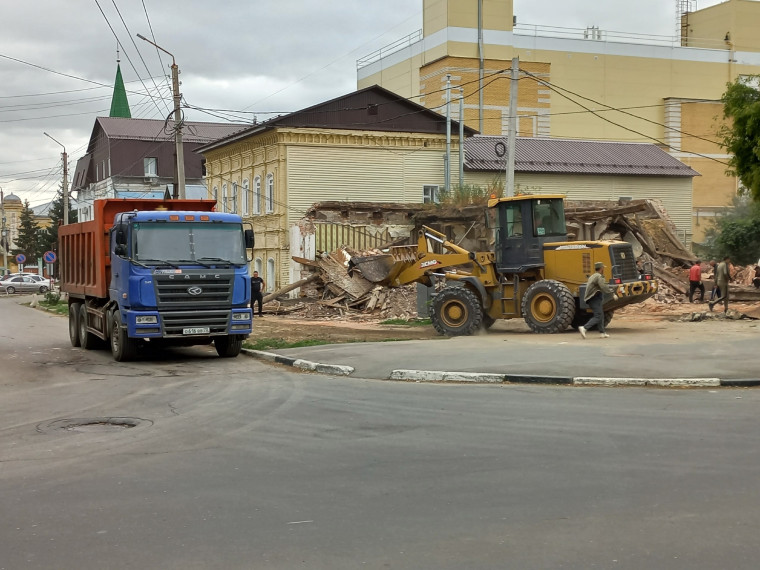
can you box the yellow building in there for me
[357,0,760,244]
[197,86,475,290]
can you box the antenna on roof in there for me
[116,42,120,64]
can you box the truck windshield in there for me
[531,198,566,237]
[132,222,247,265]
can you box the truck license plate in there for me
[183,327,210,335]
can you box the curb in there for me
[241,350,760,387]
[242,349,355,376]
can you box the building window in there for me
[222,183,228,213]
[423,185,440,204]
[255,258,262,274]
[242,179,249,215]
[231,182,238,214]
[265,173,274,213]
[267,257,275,291]
[254,176,261,215]
[144,157,158,177]
[212,186,218,204]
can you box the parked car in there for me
[0,275,50,294]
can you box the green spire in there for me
[109,63,131,118]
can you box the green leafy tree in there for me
[40,188,77,252]
[720,76,760,200]
[695,196,760,265]
[12,200,42,262]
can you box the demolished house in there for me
[258,197,760,320]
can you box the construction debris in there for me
[263,198,760,319]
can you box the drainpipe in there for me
[478,0,484,133]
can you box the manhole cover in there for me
[38,417,152,433]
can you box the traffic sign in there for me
[15,253,26,264]
[43,250,57,263]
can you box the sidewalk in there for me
[243,316,760,387]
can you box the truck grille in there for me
[162,310,231,336]
[609,244,639,281]
[154,271,234,309]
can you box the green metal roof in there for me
[109,64,131,118]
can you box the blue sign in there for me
[43,250,57,263]
[15,253,26,264]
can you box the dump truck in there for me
[59,198,254,361]
[348,194,658,335]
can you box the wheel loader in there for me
[347,194,658,336]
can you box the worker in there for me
[579,261,618,339]
[708,256,732,312]
[250,270,265,316]
[688,259,705,303]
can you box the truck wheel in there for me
[110,309,138,362]
[69,302,81,347]
[215,335,243,357]
[522,280,575,334]
[482,314,496,330]
[430,286,483,336]
[79,304,98,350]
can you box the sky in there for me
[0,0,725,208]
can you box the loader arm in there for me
[348,225,496,288]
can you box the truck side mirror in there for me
[245,228,254,249]
[114,244,127,257]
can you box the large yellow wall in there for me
[685,0,760,51]
[424,0,513,36]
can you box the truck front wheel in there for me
[110,309,138,362]
[430,286,483,336]
[69,302,81,347]
[215,335,243,357]
[522,280,575,334]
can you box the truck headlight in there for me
[232,311,251,321]
[136,315,158,324]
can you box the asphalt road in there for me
[2,296,760,569]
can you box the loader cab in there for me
[486,195,567,273]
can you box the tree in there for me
[695,196,760,265]
[12,200,42,262]
[40,187,77,253]
[720,76,760,201]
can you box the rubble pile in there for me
[261,198,759,319]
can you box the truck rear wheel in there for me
[69,302,81,347]
[215,335,244,357]
[430,286,483,336]
[110,309,138,362]
[78,304,99,350]
[522,280,575,334]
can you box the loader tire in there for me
[522,280,575,334]
[430,286,483,336]
[482,314,496,330]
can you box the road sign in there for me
[43,250,57,264]
[15,253,26,264]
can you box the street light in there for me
[137,33,185,200]
[43,132,69,225]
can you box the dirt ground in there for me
[252,299,760,344]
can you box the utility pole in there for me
[1,187,7,276]
[44,132,69,225]
[137,34,185,199]
[445,74,452,194]
[459,88,465,188]
[506,57,519,197]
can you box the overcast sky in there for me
[0,0,725,207]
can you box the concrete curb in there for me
[242,349,355,377]
[241,349,759,387]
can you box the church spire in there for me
[109,47,131,118]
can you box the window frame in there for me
[265,174,274,213]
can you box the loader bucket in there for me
[347,254,396,284]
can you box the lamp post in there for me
[44,132,69,225]
[0,186,7,276]
[137,33,185,200]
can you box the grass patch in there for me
[244,337,336,351]
[36,297,69,316]
[379,318,432,327]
